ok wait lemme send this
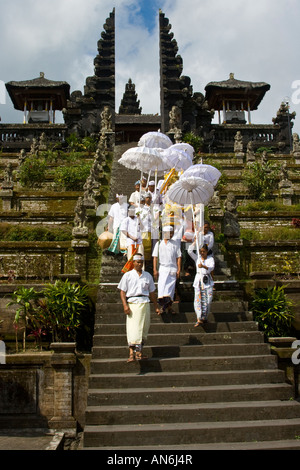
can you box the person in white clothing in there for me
[203,221,214,255]
[120,206,143,259]
[152,225,181,315]
[107,194,128,254]
[188,242,215,326]
[118,254,159,362]
[138,192,152,263]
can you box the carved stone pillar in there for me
[71,236,89,283]
[49,342,77,436]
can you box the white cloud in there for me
[0,0,299,134]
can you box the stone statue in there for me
[223,192,240,238]
[39,132,47,151]
[169,105,181,132]
[74,197,87,229]
[3,163,13,184]
[234,131,243,152]
[29,138,39,156]
[18,149,26,165]
[234,131,244,159]
[83,175,97,208]
[100,106,112,132]
[292,133,300,156]
[261,150,268,165]
[278,162,292,189]
[246,141,255,163]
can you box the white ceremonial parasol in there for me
[138,131,173,149]
[168,142,195,160]
[181,163,222,187]
[161,147,193,172]
[118,146,167,206]
[167,176,214,287]
[167,176,214,207]
[181,163,221,246]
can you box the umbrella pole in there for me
[147,170,151,188]
[190,193,203,289]
[139,170,143,208]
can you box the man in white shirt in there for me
[118,253,159,362]
[107,194,128,254]
[152,226,182,315]
[138,192,152,264]
[129,180,146,207]
[120,206,143,260]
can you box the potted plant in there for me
[251,285,295,337]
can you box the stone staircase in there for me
[81,250,300,450]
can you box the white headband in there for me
[133,254,144,261]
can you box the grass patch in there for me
[241,226,300,241]
[238,201,300,212]
[0,224,72,242]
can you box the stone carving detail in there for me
[39,132,47,151]
[278,162,292,189]
[223,192,240,238]
[169,106,181,132]
[234,131,244,158]
[29,138,39,156]
[73,197,88,235]
[100,106,113,133]
[246,141,255,163]
[292,133,300,157]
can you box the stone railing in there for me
[0,123,68,150]
[208,123,281,153]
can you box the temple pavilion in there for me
[5,72,70,124]
[205,73,270,125]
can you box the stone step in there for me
[94,321,260,334]
[83,439,300,450]
[87,383,293,407]
[98,282,243,297]
[90,354,278,374]
[83,418,300,448]
[92,330,265,346]
[90,343,270,359]
[96,300,248,313]
[95,310,253,324]
[88,369,285,390]
[85,400,300,426]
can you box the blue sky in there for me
[0,0,300,135]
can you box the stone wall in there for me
[225,239,300,279]
[0,346,91,434]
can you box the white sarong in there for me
[126,302,150,347]
[157,266,177,300]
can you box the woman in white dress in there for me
[188,242,215,326]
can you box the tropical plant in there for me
[183,132,203,154]
[7,287,41,351]
[242,161,280,201]
[42,279,90,342]
[251,285,295,337]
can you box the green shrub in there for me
[53,163,92,190]
[18,156,47,188]
[242,161,279,201]
[183,132,203,154]
[251,286,295,337]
